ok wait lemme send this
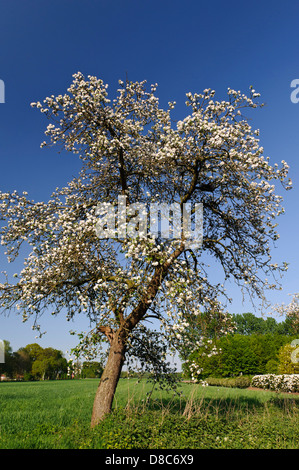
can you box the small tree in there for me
[278,342,299,374]
[0,73,291,426]
[82,361,103,378]
[12,348,31,379]
[21,344,67,380]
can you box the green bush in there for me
[233,376,252,388]
[81,361,103,378]
[206,376,251,389]
[23,372,34,381]
[265,359,279,374]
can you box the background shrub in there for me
[205,376,252,389]
[278,344,299,374]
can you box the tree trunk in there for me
[90,331,126,428]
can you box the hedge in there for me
[251,374,299,393]
[205,376,252,389]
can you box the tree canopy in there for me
[231,312,296,335]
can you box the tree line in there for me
[183,312,299,380]
[231,312,297,336]
[0,342,103,381]
[1,312,297,382]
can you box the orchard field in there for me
[0,378,298,449]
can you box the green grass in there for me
[0,378,298,449]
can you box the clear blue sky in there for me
[1,0,299,357]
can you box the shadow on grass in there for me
[268,396,299,410]
[144,396,260,414]
[129,390,299,418]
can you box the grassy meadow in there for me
[0,378,298,449]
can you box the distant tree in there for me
[22,343,44,362]
[263,317,279,334]
[12,348,31,378]
[21,343,67,380]
[275,317,296,335]
[81,361,103,378]
[232,312,293,335]
[31,357,50,380]
[32,347,67,380]
[232,313,264,335]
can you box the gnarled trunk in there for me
[90,331,126,427]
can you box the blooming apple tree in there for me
[273,293,299,334]
[0,73,291,426]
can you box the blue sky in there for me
[1,0,299,357]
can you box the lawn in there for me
[0,378,298,449]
